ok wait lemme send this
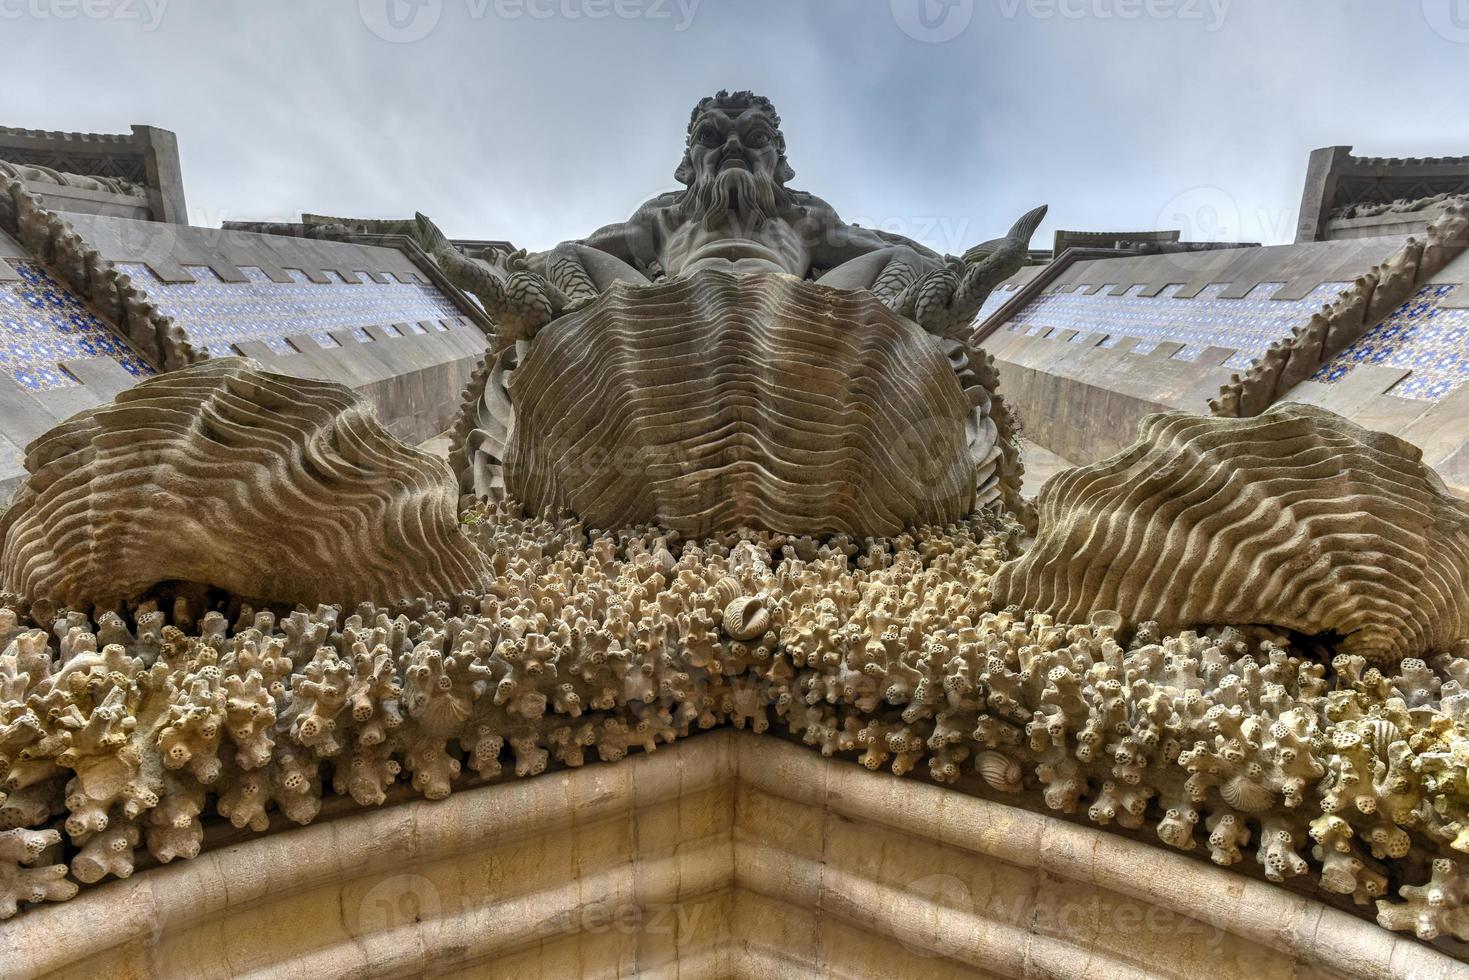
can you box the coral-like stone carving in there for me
[1,504,1467,943]
[1211,198,1469,417]
[490,270,982,536]
[0,828,75,918]
[0,359,490,609]
[0,161,144,198]
[992,404,1469,662]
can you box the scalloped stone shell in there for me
[497,270,980,537]
[991,404,1469,662]
[0,359,489,608]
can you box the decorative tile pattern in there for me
[1001,281,1350,369]
[0,261,153,391]
[1314,284,1469,401]
[119,264,462,358]
[975,285,1014,322]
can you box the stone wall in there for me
[975,235,1469,483]
[1269,248,1469,495]
[0,125,187,224]
[0,196,491,503]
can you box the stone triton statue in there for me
[419,90,1044,535]
[416,89,1046,342]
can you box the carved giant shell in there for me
[991,405,1469,662]
[0,359,490,609]
[459,269,1001,537]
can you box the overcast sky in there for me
[7,0,1469,251]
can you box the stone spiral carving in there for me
[991,403,1469,661]
[0,359,490,609]
[461,269,991,537]
[722,595,771,640]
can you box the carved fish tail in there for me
[548,253,600,310]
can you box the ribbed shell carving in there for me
[0,358,490,609]
[990,404,1469,661]
[483,269,981,537]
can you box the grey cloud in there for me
[4,0,1467,250]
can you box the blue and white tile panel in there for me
[1000,281,1350,370]
[118,263,464,358]
[1314,283,1469,401]
[0,261,153,391]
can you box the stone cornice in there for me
[5,733,1463,979]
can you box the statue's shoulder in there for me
[637,191,684,219]
[790,189,836,221]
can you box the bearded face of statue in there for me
[675,105,795,232]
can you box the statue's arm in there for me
[811,205,944,265]
[575,196,670,273]
[414,212,562,341]
[805,196,948,299]
[514,201,662,307]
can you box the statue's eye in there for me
[746,131,770,148]
[697,127,722,147]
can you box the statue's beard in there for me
[679,167,791,233]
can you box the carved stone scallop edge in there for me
[991,404,1469,662]
[448,300,1028,524]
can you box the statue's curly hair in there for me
[677,90,794,186]
[686,90,782,140]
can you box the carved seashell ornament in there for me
[0,359,491,609]
[722,595,771,641]
[976,750,1023,793]
[992,404,1469,662]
